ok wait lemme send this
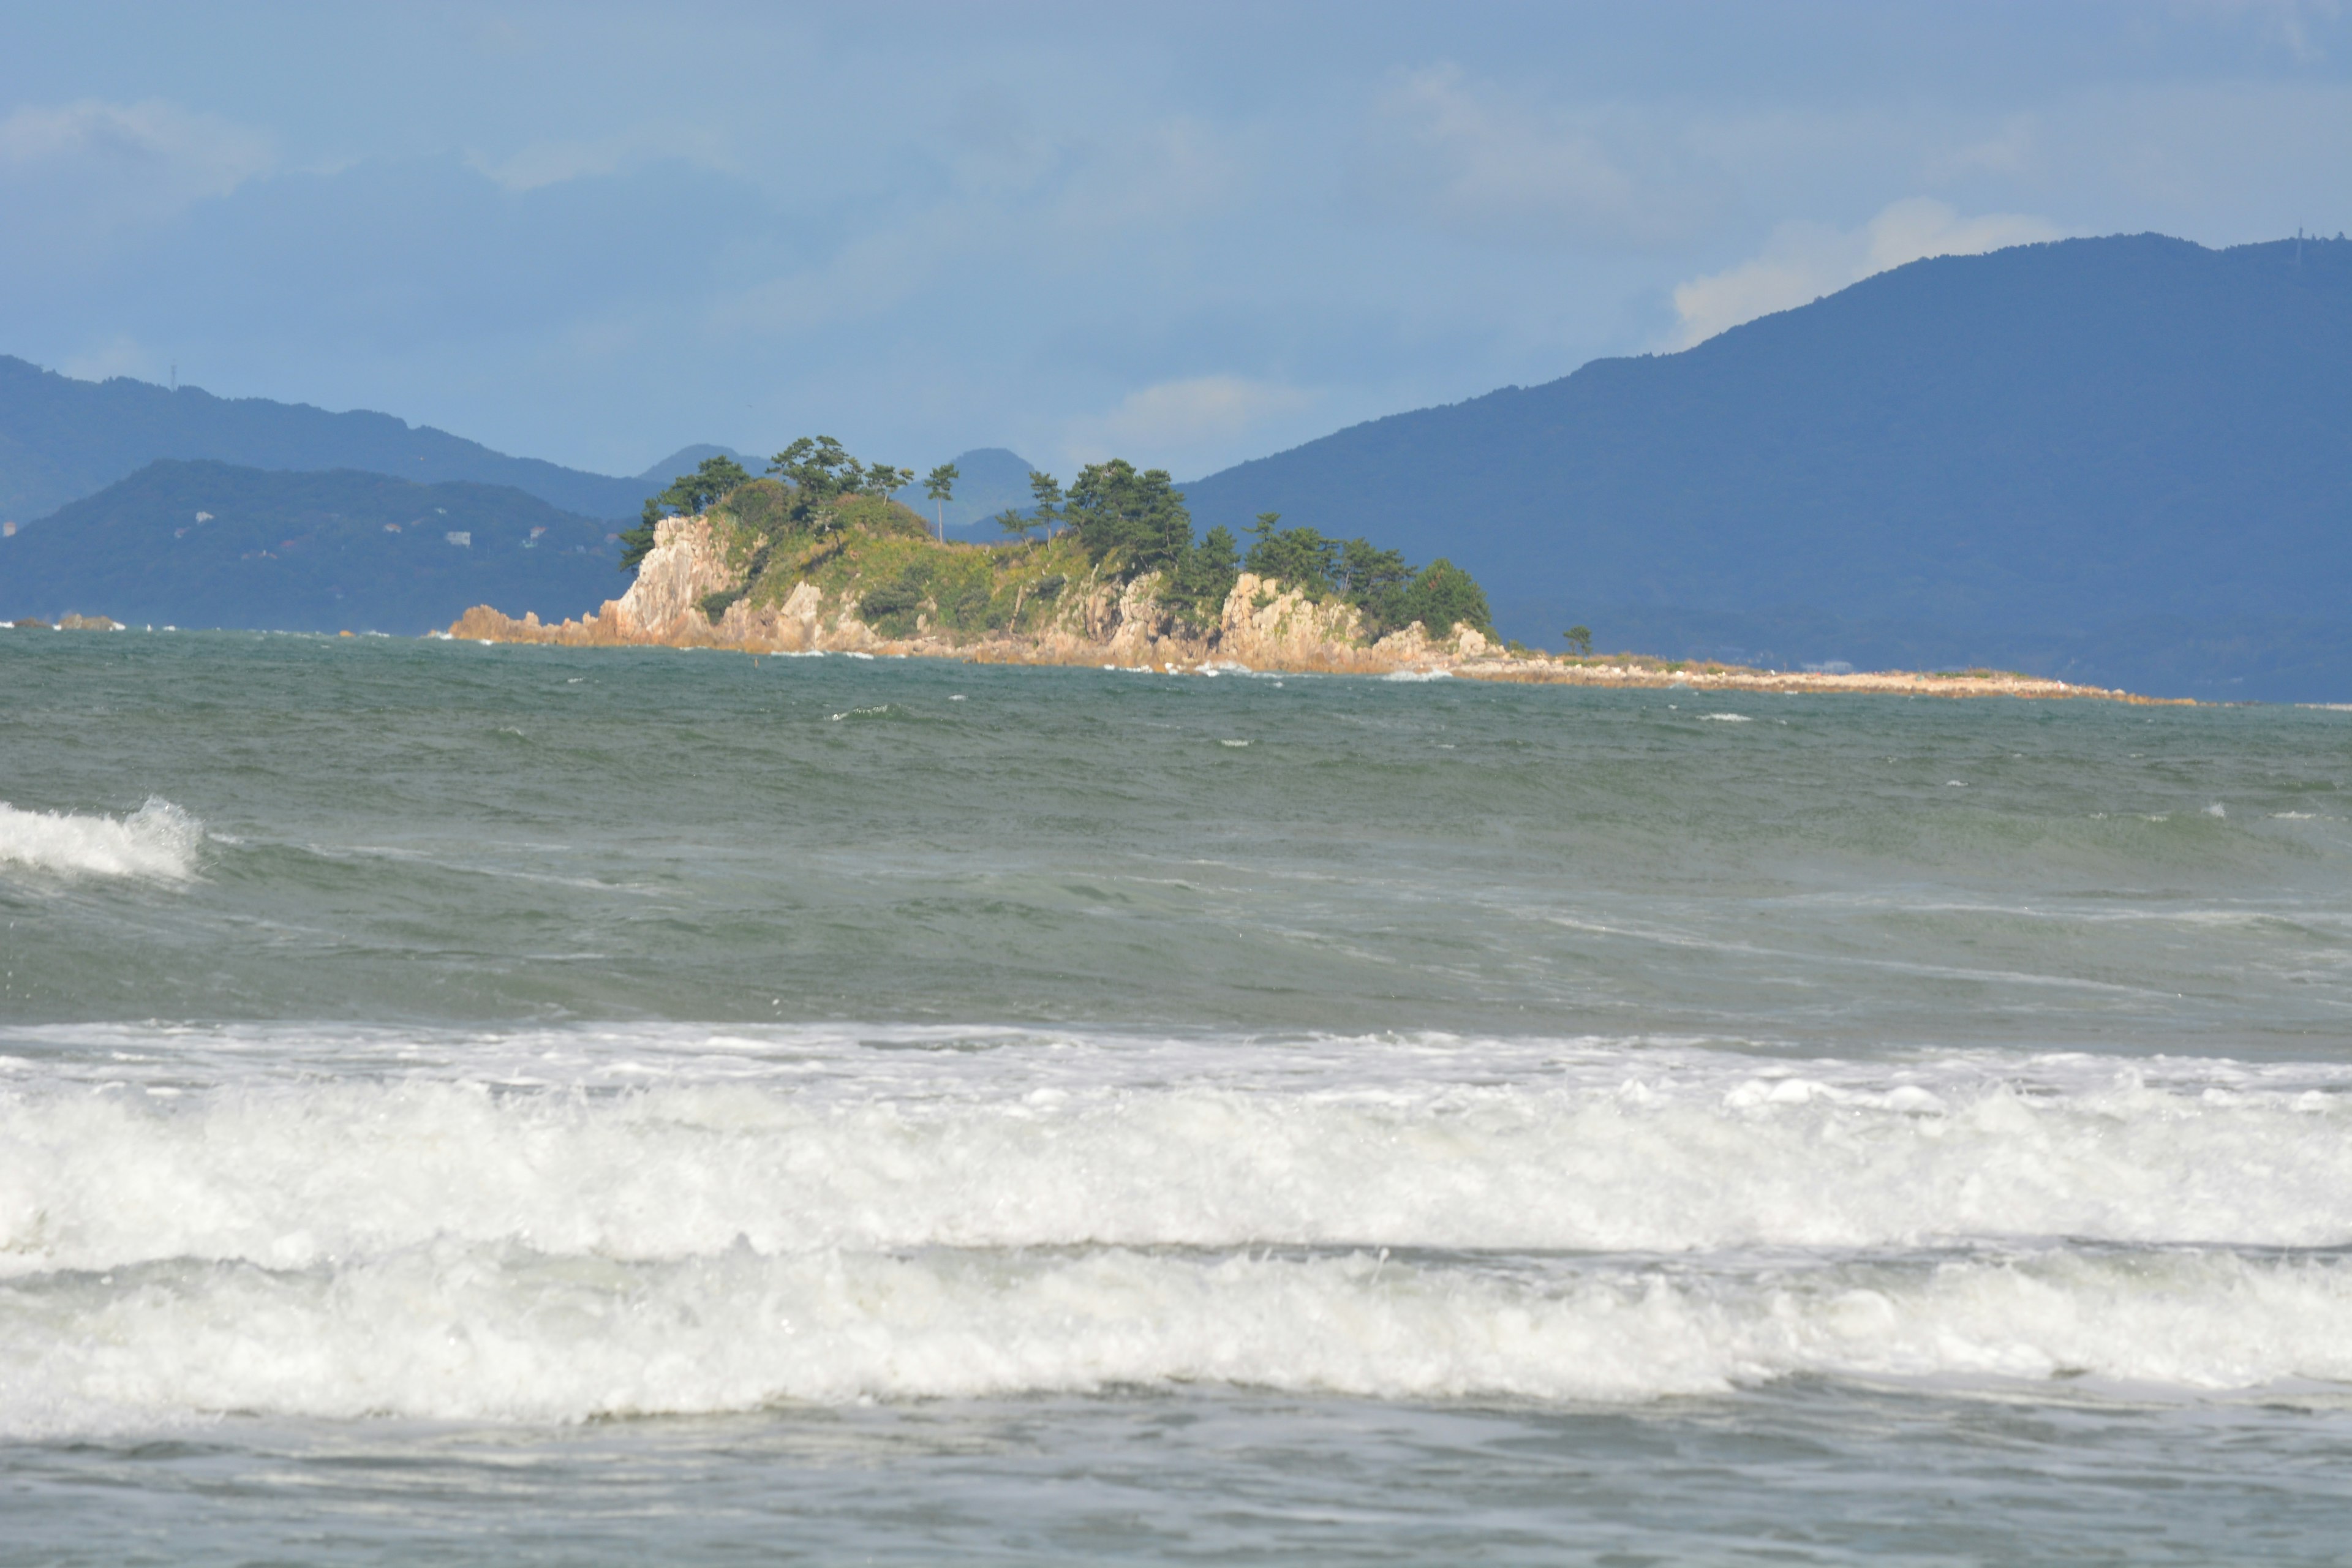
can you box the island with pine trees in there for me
[453,440,1504,673]
[450,442,2171,699]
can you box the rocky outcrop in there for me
[1210,573,1485,671]
[452,515,1475,674]
[609,514,737,638]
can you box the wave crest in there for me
[7,1066,2352,1274]
[5,1244,2347,1430]
[0,797,202,881]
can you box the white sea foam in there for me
[1700,713,1752,723]
[9,1028,2352,1430]
[0,797,202,881]
[3,1242,2348,1432]
[1381,669,1452,682]
[6,1046,2352,1276]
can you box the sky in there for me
[2,1,2347,482]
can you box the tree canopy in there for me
[755,437,915,538]
[1243,513,1339,598]
[1240,513,1493,637]
[768,436,865,502]
[1027,466,1493,638]
[1027,470,1063,537]
[620,454,751,570]
[1401,559,1493,639]
[1065,460,1189,574]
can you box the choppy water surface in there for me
[5,630,2352,1562]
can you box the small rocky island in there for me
[452,443,2174,701]
[454,443,1502,674]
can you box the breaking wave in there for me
[4,1242,2348,1432]
[7,1030,2352,1430]
[0,797,202,881]
[7,1047,2351,1272]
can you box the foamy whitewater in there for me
[6,631,2352,1562]
[0,796,200,881]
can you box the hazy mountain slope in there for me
[0,358,688,522]
[636,445,763,490]
[889,447,1040,538]
[0,461,621,633]
[1181,234,2352,700]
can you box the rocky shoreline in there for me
[450,514,2184,704]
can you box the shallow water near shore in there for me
[5,630,2352,1562]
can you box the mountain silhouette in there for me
[0,356,733,524]
[0,460,621,634]
[1183,233,2352,701]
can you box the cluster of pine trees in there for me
[619,440,941,572]
[1000,458,1493,638]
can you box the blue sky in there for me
[2,1,2346,481]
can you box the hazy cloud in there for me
[714,201,1003,337]
[1668,198,2065,349]
[1049,117,1245,237]
[1064,375,1320,472]
[0,99,273,230]
[0,7,2341,478]
[1362,64,1724,249]
[2176,0,2343,61]
[715,111,1248,341]
[1929,115,2040,180]
[467,124,731,192]
[58,332,157,382]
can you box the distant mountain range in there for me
[0,355,729,524]
[0,345,1046,631]
[1182,233,2352,701]
[0,461,620,633]
[7,233,2348,696]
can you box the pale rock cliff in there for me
[611,515,738,639]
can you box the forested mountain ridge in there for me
[1181,233,2352,701]
[0,460,619,633]
[0,356,736,523]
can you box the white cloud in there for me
[1929,114,2039,179]
[1063,375,1318,469]
[1667,198,2066,349]
[1363,63,1723,248]
[712,110,1247,342]
[1049,116,1242,235]
[0,99,273,228]
[714,202,1005,337]
[2175,0,2342,62]
[466,124,731,192]
[58,333,157,382]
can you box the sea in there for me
[4,628,2351,1564]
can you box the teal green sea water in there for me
[4,630,2352,1562]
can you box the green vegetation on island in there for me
[626,439,1495,645]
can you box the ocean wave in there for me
[4,1242,2348,1431]
[0,798,202,882]
[6,1058,2350,1273]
